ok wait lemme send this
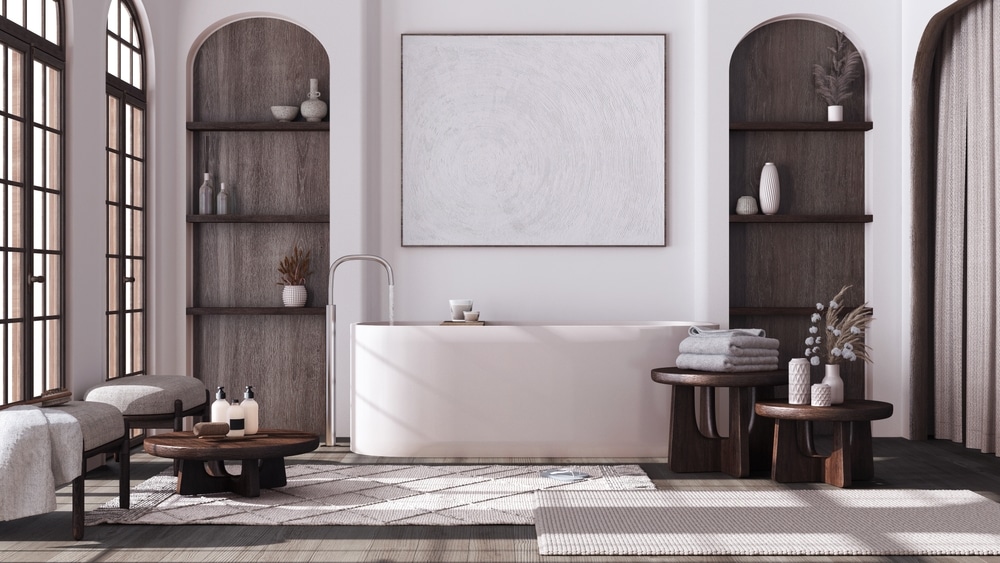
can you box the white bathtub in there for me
[350,320,716,457]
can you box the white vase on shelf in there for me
[282,285,307,307]
[300,78,328,122]
[759,162,780,215]
[788,358,811,405]
[828,105,844,122]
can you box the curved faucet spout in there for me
[326,254,394,447]
[328,254,394,299]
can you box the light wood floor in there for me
[2,438,1000,562]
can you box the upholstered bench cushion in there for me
[84,375,207,417]
[44,401,124,451]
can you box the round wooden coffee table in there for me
[754,400,893,487]
[651,367,787,477]
[144,429,319,497]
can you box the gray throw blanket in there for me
[0,406,82,522]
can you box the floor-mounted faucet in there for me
[326,254,394,446]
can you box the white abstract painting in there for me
[402,34,665,246]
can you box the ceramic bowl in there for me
[270,105,299,122]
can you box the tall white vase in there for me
[759,162,780,215]
[300,78,328,122]
[788,358,811,405]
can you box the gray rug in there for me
[535,489,1000,556]
[87,464,652,526]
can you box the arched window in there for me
[106,0,146,379]
[1,0,64,406]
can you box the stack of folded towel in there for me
[675,326,780,372]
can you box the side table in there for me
[650,367,787,477]
[754,400,893,487]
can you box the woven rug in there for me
[535,489,1000,556]
[87,464,652,526]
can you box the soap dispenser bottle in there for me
[227,399,245,437]
[211,386,228,423]
[242,385,259,435]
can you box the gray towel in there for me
[688,326,767,337]
[678,335,780,354]
[675,353,780,372]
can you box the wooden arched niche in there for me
[728,19,871,399]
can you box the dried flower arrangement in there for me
[812,32,862,106]
[804,285,874,366]
[277,245,313,286]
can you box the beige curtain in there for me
[933,0,1000,453]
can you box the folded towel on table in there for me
[676,353,779,373]
[678,335,780,355]
[688,327,767,337]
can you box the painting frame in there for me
[401,33,666,247]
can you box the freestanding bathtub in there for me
[351,320,716,457]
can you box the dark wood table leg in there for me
[823,421,852,487]
[850,420,875,481]
[669,385,721,473]
[770,419,824,483]
[721,387,753,477]
[747,386,775,473]
[258,457,288,488]
[234,459,261,497]
[176,459,234,495]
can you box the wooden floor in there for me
[2,438,1000,562]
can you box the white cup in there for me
[463,310,480,322]
[449,299,473,321]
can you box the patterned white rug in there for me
[87,464,652,526]
[535,489,1000,556]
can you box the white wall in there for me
[62,0,961,438]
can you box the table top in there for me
[651,366,787,388]
[754,400,893,422]
[144,428,319,461]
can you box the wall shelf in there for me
[730,121,873,132]
[187,307,325,316]
[186,121,329,132]
[730,214,873,223]
[187,214,330,223]
[730,306,871,316]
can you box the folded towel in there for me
[688,327,766,337]
[678,335,780,354]
[676,353,779,373]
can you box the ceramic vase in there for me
[300,78,328,122]
[811,383,832,407]
[759,162,780,215]
[822,363,845,404]
[828,105,844,122]
[282,285,307,307]
[788,358,811,405]
[736,195,759,215]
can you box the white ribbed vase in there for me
[759,162,780,215]
[788,358,811,405]
[282,285,307,307]
[811,384,832,407]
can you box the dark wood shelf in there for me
[187,214,329,223]
[187,307,325,316]
[730,214,873,223]
[730,306,872,316]
[186,121,329,132]
[730,121,873,132]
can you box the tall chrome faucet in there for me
[326,254,395,446]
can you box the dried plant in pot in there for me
[812,32,862,121]
[277,246,313,307]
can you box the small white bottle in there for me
[210,386,229,423]
[198,172,215,215]
[242,385,259,435]
[216,182,231,215]
[227,399,245,437]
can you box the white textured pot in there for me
[822,364,845,404]
[735,195,759,215]
[788,358,811,405]
[828,105,843,122]
[759,162,780,215]
[282,285,307,307]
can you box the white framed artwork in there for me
[402,34,666,247]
